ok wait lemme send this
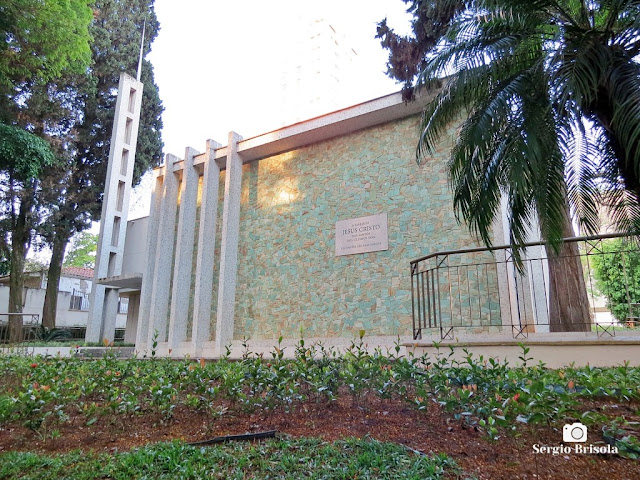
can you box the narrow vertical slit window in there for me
[125,118,133,145]
[116,181,125,212]
[107,252,117,277]
[120,149,129,176]
[128,88,137,113]
[111,216,121,247]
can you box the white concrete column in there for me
[86,73,144,344]
[102,288,119,342]
[215,132,243,356]
[135,169,163,351]
[86,286,118,344]
[192,139,222,356]
[147,155,179,345]
[124,293,140,344]
[85,286,106,343]
[167,147,200,353]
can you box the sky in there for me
[33,0,412,261]
[146,0,412,158]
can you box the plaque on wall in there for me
[335,213,388,256]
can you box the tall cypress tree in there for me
[376,0,464,101]
[39,0,164,328]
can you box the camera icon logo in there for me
[563,422,587,443]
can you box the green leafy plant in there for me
[602,418,640,459]
[591,239,640,323]
[1,339,639,446]
[34,326,72,343]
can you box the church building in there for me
[91,88,488,357]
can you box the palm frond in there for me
[414,0,640,254]
[607,57,640,176]
[561,118,602,235]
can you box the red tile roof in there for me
[62,267,94,279]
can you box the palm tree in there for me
[416,0,640,331]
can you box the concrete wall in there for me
[59,276,91,296]
[0,285,126,329]
[407,334,640,368]
[205,115,484,341]
[122,217,149,276]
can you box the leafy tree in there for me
[0,123,58,341]
[0,0,92,90]
[0,123,55,177]
[0,1,162,333]
[591,239,640,324]
[38,0,164,328]
[0,1,92,342]
[63,232,98,270]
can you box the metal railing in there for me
[117,297,129,315]
[69,289,89,311]
[69,290,128,315]
[410,233,639,340]
[0,313,41,344]
[0,320,125,345]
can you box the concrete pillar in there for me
[215,132,243,356]
[135,170,163,351]
[192,140,222,356]
[147,155,179,345]
[167,147,200,353]
[124,293,140,344]
[85,287,106,343]
[102,288,119,342]
[86,73,144,344]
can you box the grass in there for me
[0,437,456,480]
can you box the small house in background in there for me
[0,267,128,340]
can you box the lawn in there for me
[1,337,639,479]
[0,438,455,480]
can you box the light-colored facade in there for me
[104,91,499,357]
[91,87,632,363]
[0,268,128,331]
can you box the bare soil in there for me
[1,393,638,479]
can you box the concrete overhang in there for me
[96,273,142,290]
[159,90,431,174]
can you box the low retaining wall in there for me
[0,346,135,359]
[3,334,638,368]
[404,332,640,368]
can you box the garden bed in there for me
[1,339,639,479]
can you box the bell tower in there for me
[85,72,144,343]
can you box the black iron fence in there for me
[0,315,125,345]
[410,233,639,340]
[0,313,41,344]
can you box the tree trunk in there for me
[8,196,31,343]
[42,234,69,329]
[547,205,591,332]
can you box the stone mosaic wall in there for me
[222,115,485,341]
